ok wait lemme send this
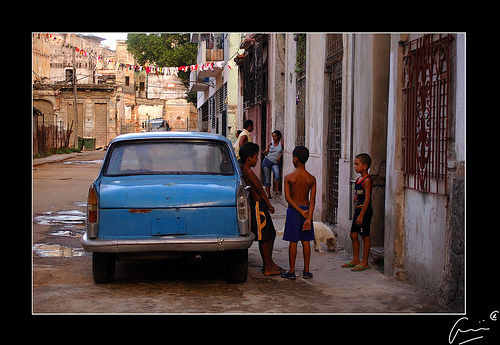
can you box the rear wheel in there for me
[226,249,248,283]
[92,252,116,283]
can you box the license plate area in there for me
[151,215,186,236]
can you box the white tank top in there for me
[266,140,282,164]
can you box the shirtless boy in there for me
[239,142,283,276]
[281,145,317,280]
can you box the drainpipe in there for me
[349,34,356,220]
[72,47,78,149]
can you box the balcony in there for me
[188,71,210,92]
[189,80,209,92]
[192,35,224,81]
[197,64,223,78]
[205,36,224,62]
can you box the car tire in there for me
[92,252,116,283]
[226,249,248,283]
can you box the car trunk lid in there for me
[99,175,238,209]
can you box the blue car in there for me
[81,132,253,283]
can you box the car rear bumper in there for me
[81,233,255,253]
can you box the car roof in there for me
[109,131,231,145]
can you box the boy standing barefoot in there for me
[281,146,317,280]
[240,142,283,276]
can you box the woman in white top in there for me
[262,130,284,199]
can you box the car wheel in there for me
[92,252,116,283]
[226,249,248,283]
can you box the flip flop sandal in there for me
[280,271,296,280]
[351,265,370,272]
[341,262,357,268]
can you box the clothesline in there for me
[41,33,232,77]
[116,61,229,78]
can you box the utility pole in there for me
[72,46,79,149]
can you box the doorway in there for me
[325,34,343,224]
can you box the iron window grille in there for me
[325,34,343,224]
[241,36,268,108]
[401,34,451,195]
[209,96,215,129]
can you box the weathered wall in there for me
[269,34,286,137]
[384,34,465,311]
[335,34,390,249]
[283,34,297,190]
[384,34,406,280]
[304,33,327,220]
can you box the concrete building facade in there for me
[275,33,464,310]
[234,34,286,181]
[33,33,198,152]
[190,33,241,142]
[33,33,119,149]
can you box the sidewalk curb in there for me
[33,150,103,166]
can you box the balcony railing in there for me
[205,37,224,62]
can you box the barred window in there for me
[401,34,451,194]
[201,101,208,132]
[209,96,215,129]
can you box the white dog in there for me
[313,221,337,253]
[276,221,336,253]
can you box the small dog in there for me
[313,221,337,253]
[276,221,336,253]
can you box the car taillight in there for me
[87,185,98,223]
[237,184,248,222]
[236,184,250,235]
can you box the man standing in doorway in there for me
[234,119,254,161]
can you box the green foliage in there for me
[185,91,198,104]
[33,146,80,159]
[126,33,197,84]
[295,33,306,74]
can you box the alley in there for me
[32,150,444,314]
[33,33,467,315]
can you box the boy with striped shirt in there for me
[342,153,373,272]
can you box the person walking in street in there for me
[281,145,317,280]
[240,142,284,276]
[262,130,284,199]
[342,153,373,272]
[234,119,254,161]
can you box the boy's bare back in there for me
[285,168,316,206]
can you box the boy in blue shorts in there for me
[281,146,317,280]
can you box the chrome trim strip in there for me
[81,233,255,253]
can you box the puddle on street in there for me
[34,208,87,240]
[33,208,88,257]
[49,228,86,238]
[33,210,86,226]
[63,159,103,165]
[33,243,84,257]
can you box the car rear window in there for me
[104,140,235,176]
